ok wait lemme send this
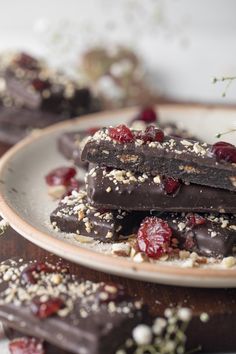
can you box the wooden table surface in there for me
[0,141,235,352]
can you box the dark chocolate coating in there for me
[160,212,236,257]
[0,259,145,354]
[2,65,92,116]
[87,165,236,213]
[81,129,236,191]
[0,106,66,144]
[58,131,89,169]
[58,122,198,170]
[50,190,145,241]
[1,303,143,354]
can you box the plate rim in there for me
[1,103,236,287]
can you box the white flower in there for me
[177,308,192,322]
[152,317,167,335]
[132,324,152,345]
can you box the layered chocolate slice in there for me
[58,122,198,169]
[81,127,236,191]
[50,190,145,241]
[0,258,146,354]
[86,165,236,213]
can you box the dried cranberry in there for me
[21,262,54,284]
[31,296,64,319]
[97,283,126,303]
[136,125,164,143]
[45,167,76,187]
[87,127,100,136]
[137,217,172,259]
[14,52,38,70]
[137,107,158,123]
[9,337,44,354]
[62,178,80,197]
[162,177,181,194]
[211,141,236,163]
[186,213,206,228]
[31,78,51,92]
[108,125,134,143]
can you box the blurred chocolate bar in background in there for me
[0,52,99,145]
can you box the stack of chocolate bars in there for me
[51,111,236,262]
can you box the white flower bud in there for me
[132,324,152,345]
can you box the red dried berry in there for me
[186,213,206,228]
[21,262,54,284]
[108,125,134,143]
[9,337,44,354]
[14,52,38,70]
[97,283,126,304]
[31,296,64,319]
[45,167,76,187]
[138,107,158,123]
[137,217,172,259]
[162,177,181,194]
[31,78,51,92]
[62,178,81,197]
[211,141,236,163]
[136,125,164,143]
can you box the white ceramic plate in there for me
[1,104,236,288]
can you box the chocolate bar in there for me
[50,190,145,241]
[0,258,146,354]
[58,121,198,169]
[86,165,236,213]
[81,127,236,191]
[0,106,66,144]
[0,52,96,144]
[0,52,91,115]
[161,212,236,257]
[58,131,92,169]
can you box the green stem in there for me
[215,128,236,138]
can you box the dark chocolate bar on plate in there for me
[161,212,236,257]
[60,121,198,169]
[0,258,146,354]
[81,127,236,191]
[86,165,236,213]
[58,131,93,169]
[50,190,145,242]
